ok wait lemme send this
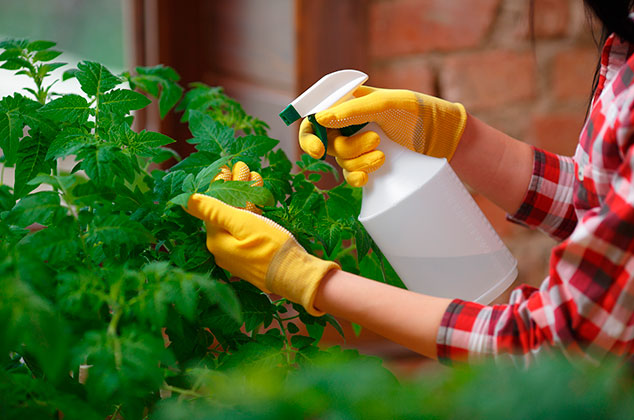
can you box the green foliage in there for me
[0,39,395,419]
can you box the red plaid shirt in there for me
[437,33,634,365]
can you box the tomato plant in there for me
[0,39,406,419]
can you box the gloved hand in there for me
[185,193,340,316]
[299,86,467,187]
[213,161,263,214]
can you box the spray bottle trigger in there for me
[307,114,328,160]
[340,122,368,137]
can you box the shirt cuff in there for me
[506,147,577,241]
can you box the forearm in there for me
[450,114,533,215]
[314,269,452,359]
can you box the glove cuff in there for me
[266,238,340,316]
[417,95,468,161]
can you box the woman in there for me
[186,0,634,365]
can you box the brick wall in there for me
[367,0,599,290]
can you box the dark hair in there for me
[582,1,634,109]
[583,0,634,45]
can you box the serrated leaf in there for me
[100,89,151,113]
[187,110,234,154]
[77,145,136,186]
[205,181,274,207]
[14,134,51,197]
[231,135,279,159]
[75,61,120,96]
[316,221,342,256]
[260,166,292,203]
[170,151,219,174]
[9,191,65,227]
[155,170,187,202]
[38,94,89,123]
[129,130,175,157]
[21,223,81,266]
[46,128,92,160]
[86,214,153,249]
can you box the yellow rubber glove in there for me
[185,193,340,316]
[299,86,468,187]
[213,161,264,214]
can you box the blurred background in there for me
[0,0,599,370]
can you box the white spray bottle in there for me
[280,70,517,303]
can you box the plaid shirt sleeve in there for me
[436,129,634,367]
[507,147,578,241]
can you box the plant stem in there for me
[163,384,204,399]
[110,405,122,420]
[107,306,123,369]
[273,313,293,365]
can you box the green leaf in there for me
[0,48,21,60]
[353,221,372,261]
[158,81,184,118]
[291,335,315,350]
[260,166,292,203]
[231,135,279,161]
[1,57,32,71]
[0,93,40,166]
[170,151,219,174]
[26,40,57,51]
[191,155,232,192]
[100,89,151,113]
[8,191,65,227]
[38,62,67,76]
[33,50,62,62]
[187,109,234,154]
[169,192,190,207]
[38,94,89,123]
[316,220,342,256]
[19,222,81,267]
[46,128,93,160]
[323,314,345,339]
[129,130,175,157]
[199,279,243,324]
[155,170,187,202]
[326,183,361,219]
[86,214,153,249]
[62,68,79,81]
[14,133,51,198]
[75,61,120,96]
[0,106,22,166]
[205,180,274,207]
[77,145,135,186]
[297,154,339,180]
[351,322,362,337]
[0,185,14,211]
